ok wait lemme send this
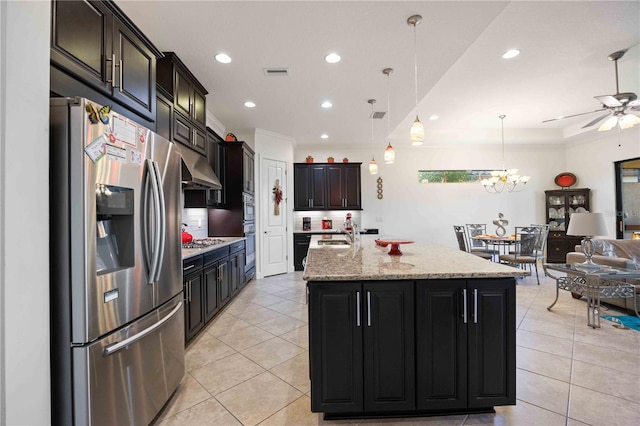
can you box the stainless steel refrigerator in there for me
[50,97,184,425]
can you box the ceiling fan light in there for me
[619,114,640,129]
[384,143,395,164]
[598,115,619,131]
[410,116,424,145]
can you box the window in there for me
[418,170,492,184]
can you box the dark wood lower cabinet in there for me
[416,280,467,410]
[184,270,204,342]
[294,233,311,271]
[467,280,516,408]
[309,278,515,419]
[364,282,415,412]
[183,241,246,344]
[203,263,220,323]
[310,282,363,413]
[310,281,414,414]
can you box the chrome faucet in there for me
[344,224,357,243]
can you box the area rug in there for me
[600,315,640,331]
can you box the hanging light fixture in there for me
[481,115,530,193]
[407,14,424,145]
[598,112,640,131]
[383,68,395,164]
[368,99,378,174]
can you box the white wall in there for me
[0,1,51,424]
[566,127,640,237]
[295,143,566,248]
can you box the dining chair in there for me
[465,223,498,256]
[453,225,492,260]
[498,226,542,284]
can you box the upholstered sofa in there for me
[566,239,640,313]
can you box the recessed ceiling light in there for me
[321,134,329,139]
[321,101,332,108]
[429,115,439,120]
[325,53,341,64]
[244,101,256,108]
[215,53,232,64]
[502,49,520,59]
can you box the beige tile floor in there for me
[153,270,640,426]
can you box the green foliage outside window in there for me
[418,170,492,184]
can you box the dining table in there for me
[472,234,519,258]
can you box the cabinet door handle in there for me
[356,291,361,327]
[106,53,116,85]
[367,291,371,327]
[187,280,192,302]
[183,264,195,272]
[473,289,478,324]
[117,59,123,91]
[463,289,468,324]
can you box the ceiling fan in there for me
[543,49,640,131]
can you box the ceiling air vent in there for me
[263,68,289,77]
[370,111,386,119]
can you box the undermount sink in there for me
[317,239,350,246]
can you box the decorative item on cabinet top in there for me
[327,156,335,163]
[225,132,237,142]
[306,155,314,163]
[554,172,577,188]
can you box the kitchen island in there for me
[304,235,527,420]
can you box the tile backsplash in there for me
[292,211,362,232]
[182,208,208,239]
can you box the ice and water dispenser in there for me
[95,184,135,274]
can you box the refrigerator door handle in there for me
[103,301,183,356]
[151,160,166,283]
[145,159,163,284]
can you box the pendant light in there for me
[407,14,424,145]
[368,99,378,174]
[383,68,395,164]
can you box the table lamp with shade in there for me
[566,212,608,269]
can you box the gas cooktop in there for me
[182,238,226,249]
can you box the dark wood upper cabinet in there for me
[50,0,160,122]
[51,0,111,91]
[157,52,209,154]
[155,88,173,141]
[294,163,361,211]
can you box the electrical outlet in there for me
[376,217,383,223]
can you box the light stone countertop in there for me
[182,236,245,260]
[303,235,528,281]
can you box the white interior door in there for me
[261,158,288,277]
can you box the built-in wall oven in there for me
[243,193,255,222]
[244,220,256,279]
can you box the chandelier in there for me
[481,115,530,193]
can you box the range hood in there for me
[177,145,222,190]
